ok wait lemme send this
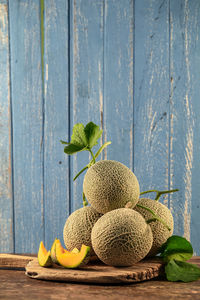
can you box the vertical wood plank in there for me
[169,0,200,254]
[134,0,170,200]
[44,0,70,249]
[0,0,13,252]
[70,0,104,211]
[9,0,43,253]
[103,0,134,170]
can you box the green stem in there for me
[140,189,179,201]
[83,192,88,207]
[73,142,111,181]
[136,204,171,231]
[89,148,96,164]
[94,141,111,160]
[73,166,88,181]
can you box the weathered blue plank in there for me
[169,0,200,255]
[103,0,134,170]
[9,0,44,253]
[0,1,13,253]
[70,0,104,211]
[134,0,170,202]
[43,0,70,250]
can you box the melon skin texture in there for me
[63,206,103,256]
[83,160,140,214]
[91,208,153,267]
[134,198,174,257]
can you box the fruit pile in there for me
[37,122,200,282]
[63,160,173,267]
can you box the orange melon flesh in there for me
[38,241,52,267]
[56,243,90,268]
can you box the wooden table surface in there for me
[1,257,200,300]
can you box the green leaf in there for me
[159,235,193,263]
[60,140,70,145]
[165,259,200,282]
[71,123,88,147]
[64,144,86,155]
[84,122,102,148]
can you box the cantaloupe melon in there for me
[63,206,103,256]
[91,208,153,266]
[38,241,52,267]
[134,198,174,257]
[56,241,90,268]
[83,160,140,214]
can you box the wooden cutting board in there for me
[25,257,164,284]
[0,254,165,284]
[0,254,35,270]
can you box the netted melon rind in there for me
[91,208,153,266]
[63,206,103,256]
[134,198,174,257]
[83,160,140,214]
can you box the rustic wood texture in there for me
[169,0,200,255]
[103,0,134,169]
[0,0,13,253]
[25,257,164,284]
[0,254,34,269]
[70,0,104,211]
[0,257,199,300]
[0,0,200,255]
[8,0,44,253]
[43,0,70,251]
[134,0,170,199]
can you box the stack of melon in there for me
[63,160,174,267]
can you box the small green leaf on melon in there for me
[56,243,91,269]
[38,241,53,267]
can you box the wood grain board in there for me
[25,258,164,284]
[0,0,200,256]
[0,254,35,269]
[1,268,200,300]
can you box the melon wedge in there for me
[56,242,90,269]
[51,239,80,265]
[38,241,52,267]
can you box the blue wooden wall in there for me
[0,0,200,254]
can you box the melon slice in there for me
[38,241,52,267]
[51,239,80,265]
[56,242,90,269]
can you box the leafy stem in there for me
[136,204,171,231]
[73,141,111,181]
[140,189,179,201]
[61,122,111,206]
[88,148,96,164]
